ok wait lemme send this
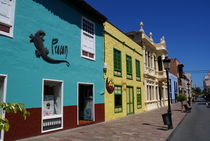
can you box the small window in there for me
[135,59,141,81]
[174,82,177,94]
[81,17,95,60]
[126,55,132,79]
[42,80,63,132]
[158,56,163,71]
[113,49,122,77]
[148,52,150,68]
[154,56,157,70]
[137,87,142,109]
[0,0,16,37]
[114,85,122,113]
[169,79,171,93]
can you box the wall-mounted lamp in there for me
[103,63,108,73]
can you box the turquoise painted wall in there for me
[0,79,3,102]
[0,0,104,108]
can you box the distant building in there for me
[127,22,168,111]
[169,58,185,95]
[169,73,178,103]
[185,72,192,97]
[203,73,210,94]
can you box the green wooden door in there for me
[126,86,134,115]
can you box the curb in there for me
[166,111,189,141]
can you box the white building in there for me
[184,73,192,97]
[127,22,168,111]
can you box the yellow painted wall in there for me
[104,22,145,121]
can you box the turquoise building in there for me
[0,0,106,140]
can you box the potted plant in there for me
[176,94,187,112]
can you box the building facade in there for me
[104,22,145,121]
[169,72,178,103]
[169,58,185,95]
[204,73,210,94]
[0,0,106,140]
[127,23,168,111]
[184,73,192,98]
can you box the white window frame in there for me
[0,0,16,38]
[81,16,96,61]
[0,74,7,141]
[41,79,63,133]
[77,82,95,125]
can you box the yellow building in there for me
[104,22,145,121]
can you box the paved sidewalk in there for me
[19,103,186,141]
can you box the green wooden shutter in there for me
[114,49,122,76]
[126,55,132,79]
[136,60,141,81]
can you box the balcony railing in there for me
[144,67,156,77]
[157,70,167,81]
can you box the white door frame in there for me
[0,74,8,141]
[41,79,64,133]
[77,82,95,125]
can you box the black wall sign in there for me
[51,38,68,59]
[29,30,70,67]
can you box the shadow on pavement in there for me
[173,109,182,112]
[142,123,168,131]
[156,127,168,131]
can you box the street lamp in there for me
[163,56,173,129]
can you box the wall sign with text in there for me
[29,30,70,67]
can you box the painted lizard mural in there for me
[29,30,70,67]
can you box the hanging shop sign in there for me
[29,30,70,67]
[106,78,115,94]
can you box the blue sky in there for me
[85,0,210,88]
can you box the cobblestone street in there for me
[19,103,186,141]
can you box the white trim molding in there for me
[41,79,64,133]
[0,0,16,38]
[0,74,8,141]
[81,16,96,61]
[77,82,95,125]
